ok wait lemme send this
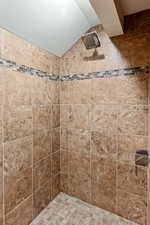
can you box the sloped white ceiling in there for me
[75,0,100,26]
[120,0,150,15]
[0,0,100,56]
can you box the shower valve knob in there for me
[135,150,150,167]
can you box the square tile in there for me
[33,157,51,192]
[33,129,51,164]
[4,136,33,176]
[3,105,32,142]
[118,108,148,136]
[117,190,147,225]
[117,162,147,196]
[4,167,32,214]
[33,106,52,131]
[52,128,60,153]
[5,196,33,225]
[4,70,33,105]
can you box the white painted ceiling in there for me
[0,0,100,57]
[0,0,149,57]
[120,0,150,15]
[75,0,100,26]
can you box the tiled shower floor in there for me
[30,193,139,225]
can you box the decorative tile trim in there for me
[0,58,150,82]
[0,58,59,81]
[60,66,150,81]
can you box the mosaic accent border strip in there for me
[61,65,150,81]
[0,58,59,81]
[0,58,150,82]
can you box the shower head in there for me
[82,31,101,50]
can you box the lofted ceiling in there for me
[0,0,149,57]
[0,0,100,57]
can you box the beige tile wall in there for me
[0,29,60,225]
[0,8,150,225]
[60,76,149,225]
[60,10,150,225]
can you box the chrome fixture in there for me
[82,31,101,50]
[135,150,150,167]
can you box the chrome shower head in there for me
[82,31,101,50]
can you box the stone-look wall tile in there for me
[52,151,60,176]
[59,9,150,225]
[60,173,68,193]
[5,196,33,225]
[60,105,71,128]
[0,106,3,143]
[47,81,60,104]
[33,129,51,164]
[4,70,33,105]
[1,29,33,67]
[117,163,147,197]
[111,35,150,69]
[33,181,51,218]
[60,81,70,104]
[4,136,32,176]
[118,108,148,136]
[118,135,148,165]
[68,152,91,203]
[90,105,118,134]
[32,77,51,105]
[68,177,91,205]
[0,27,60,225]
[33,106,52,131]
[68,129,90,155]
[69,152,90,181]
[52,174,60,199]
[31,46,55,74]
[52,104,60,128]
[60,128,68,151]
[0,144,3,225]
[70,104,90,129]
[52,128,60,153]
[148,158,150,224]
[4,167,32,214]
[3,105,32,142]
[117,190,147,225]
[91,157,116,213]
[33,157,51,192]
[60,151,68,174]
[0,70,4,105]
[91,131,117,160]
[91,157,116,186]
[116,75,148,105]
[71,105,90,129]
[148,199,150,225]
[91,182,116,214]
[61,104,90,129]
[91,77,118,105]
[68,80,91,104]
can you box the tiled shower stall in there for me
[0,9,150,225]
